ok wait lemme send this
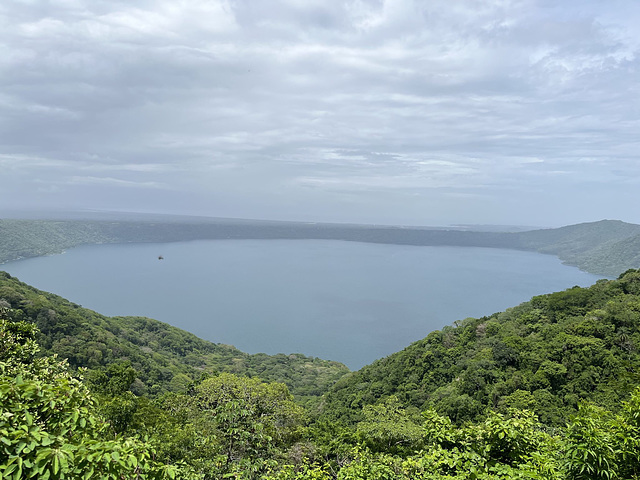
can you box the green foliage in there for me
[335,448,398,480]
[262,462,332,480]
[192,373,303,465]
[0,299,38,362]
[564,404,621,480]
[356,396,423,454]
[320,270,640,427]
[4,271,640,479]
[265,407,565,479]
[0,308,194,480]
[115,373,305,479]
[86,361,137,395]
[563,388,640,480]
[618,389,640,479]
[0,271,349,404]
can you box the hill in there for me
[0,219,113,263]
[318,269,640,425]
[513,219,640,276]
[0,271,349,405]
[2,217,639,276]
[4,272,640,480]
[3,269,640,478]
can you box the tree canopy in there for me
[2,270,640,479]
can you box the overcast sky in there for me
[1,0,639,227]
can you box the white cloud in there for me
[0,0,639,225]
[68,176,166,188]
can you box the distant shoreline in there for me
[1,217,639,277]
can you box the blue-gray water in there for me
[2,240,603,369]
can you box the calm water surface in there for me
[2,240,603,369]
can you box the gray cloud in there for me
[1,0,639,226]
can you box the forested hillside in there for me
[2,217,640,276]
[0,219,113,263]
[3,271,640,479]
[513,220,640,276]
[320,269,640,426]
[0,271,349,405]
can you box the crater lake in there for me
[1,239,603,369]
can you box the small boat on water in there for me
[158,255,164,260]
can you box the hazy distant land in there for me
[1,215,640,277]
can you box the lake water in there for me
[1,240,603,369]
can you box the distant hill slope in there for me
[0,272,349,405]
[1,217,639,276]
[580,233,640,275]
[318,269,640,426]
[0,219,113,263]
[512,220,640,275]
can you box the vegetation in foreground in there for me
[1,270,640,478]
[320,268,640,426]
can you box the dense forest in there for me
[2,217,640,276]
[320,269,640,426]
[2,269,640,478]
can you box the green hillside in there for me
[0,271,349,405]
[576,233,640,276]
[3,271,640,479]
[319,269,640,426]
[0,219,113,263]
[514,219,640,253]
[513,220,640,276]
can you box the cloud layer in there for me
[1,0,639,225]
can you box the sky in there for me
[1,0,639,227]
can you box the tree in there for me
[0,307,193,480]
[356,396,423,454]
[191,373,303,475]
[564,389,640,480]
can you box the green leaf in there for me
[12,464,22,480]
